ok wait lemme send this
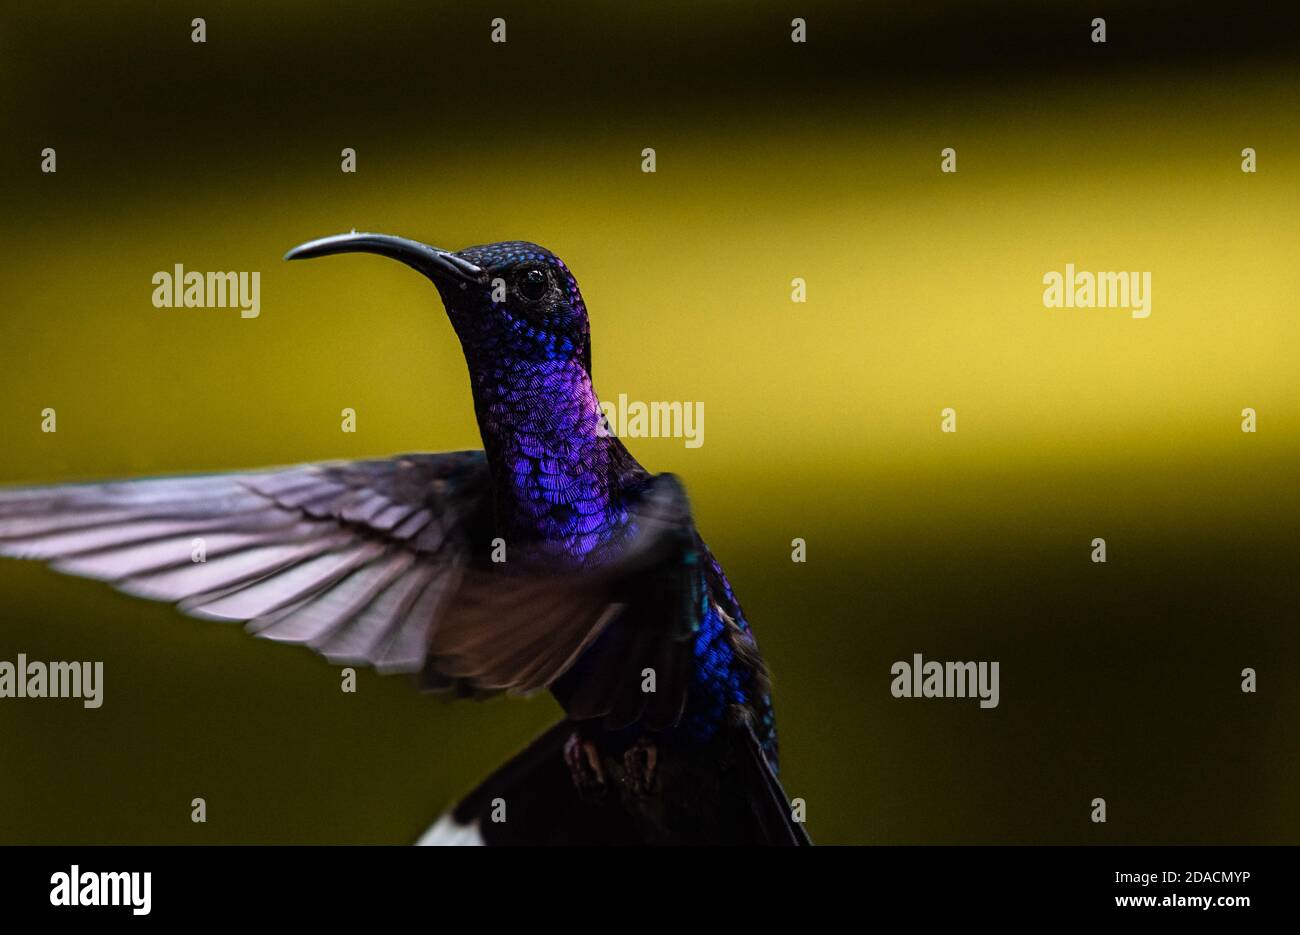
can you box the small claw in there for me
[564,733,606,799]
[622,737,658,796]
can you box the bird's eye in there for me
[517,267,549,302]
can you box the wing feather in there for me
[0,458,709,735]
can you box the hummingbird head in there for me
[286,232,617,550]
[284,232,592,372]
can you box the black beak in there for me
[284,232,485,285]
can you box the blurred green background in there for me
[0,2,1297,843]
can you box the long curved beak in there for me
[283,232,485,285]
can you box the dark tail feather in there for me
[739,726,814,846]
[416,720,639,845]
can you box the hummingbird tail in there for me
[415,720,638,845]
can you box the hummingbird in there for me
[0,232,810,846]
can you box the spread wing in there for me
[0,452,491,674]
[0,455,703,727]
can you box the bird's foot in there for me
[621,736,658,796]
[563,732,606,800]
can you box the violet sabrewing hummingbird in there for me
[0,232,809,846]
